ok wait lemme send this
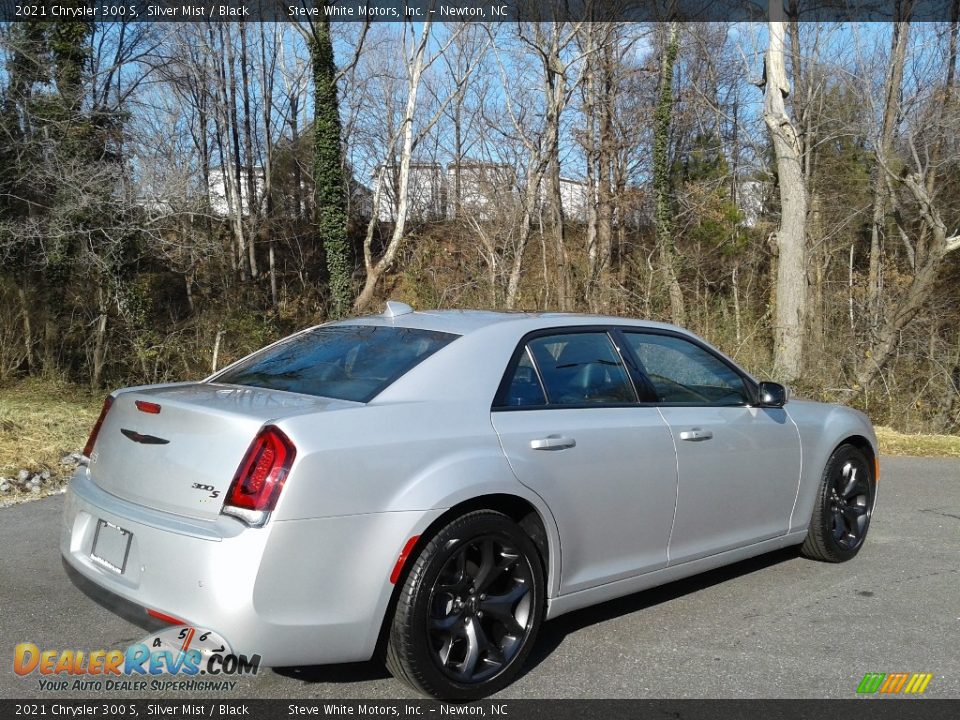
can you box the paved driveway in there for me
[1,457,957,699]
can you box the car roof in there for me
[332,307,687,337]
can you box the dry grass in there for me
[0,378,103,481]
[876,426,960,458]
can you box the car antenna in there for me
[383,300,414,318]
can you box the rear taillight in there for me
[83,396,115,459]
[222,426,296,527]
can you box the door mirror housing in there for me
[757,381,788,408]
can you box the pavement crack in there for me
[919,508,960,521]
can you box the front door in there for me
[620,331,802,564]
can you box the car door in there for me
[490,329,678,594]
[619,330,802,565]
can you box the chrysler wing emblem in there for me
[120,428,170,445]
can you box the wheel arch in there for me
[839,434,878,481]
[787,402,879,534]
[372,491,559,662]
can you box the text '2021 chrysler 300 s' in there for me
[62,301,878,699]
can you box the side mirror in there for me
[757,381,788,408]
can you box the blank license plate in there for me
[91,520,132,574]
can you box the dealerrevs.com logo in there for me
[14,626,260,692]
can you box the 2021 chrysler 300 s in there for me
[62,302,878,699]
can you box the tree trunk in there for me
[239,22,258,279]
[505,169,542,310]
[91,289,108,389]
[596,38,615,310]
[18,286,33,373]
[763,15,808,382]
[546,156,569,310]
[868,18,910,323]
[260,24,277,307]
[354,20,433,313]
[653,22,685,326]
[311,20,352,317]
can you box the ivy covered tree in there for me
[311,20,352,318]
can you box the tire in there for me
[801,444,876,562]
[385,510,545,700]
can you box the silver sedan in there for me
[62,302,878,699]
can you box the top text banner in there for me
[1,0,955,22]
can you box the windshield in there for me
[213,325,458,402]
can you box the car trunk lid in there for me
[88,383,354,520]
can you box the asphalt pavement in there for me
[1,456,958,699]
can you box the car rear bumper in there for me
[61,467,443,666]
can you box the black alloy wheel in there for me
[828,457,871,550]
[385,510,545,700]
[426,534,533,683]
[802,444,876,562]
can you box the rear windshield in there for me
[213,325,458,402]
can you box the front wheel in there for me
[801,444,876,562]
[385,510,545,700]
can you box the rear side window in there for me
[497,331,637,408]
[214,325,457,402]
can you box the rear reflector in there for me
[222,426,296,527]
[146,608,185,625]
[83,396,115,458]
[135,400,161,414]
[390,535,421,584]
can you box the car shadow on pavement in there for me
[274,546,802,688]
[519,546,803,680]
[273,661,393,684]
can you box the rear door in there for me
[619,331,802,564]
[491,329,678,594]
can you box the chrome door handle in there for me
[679,428,713,442]
[530,436,577,451]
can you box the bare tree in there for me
[762,11,808,382]
[354,21,475,312]
[653,21,685,325]
[867,13,911,323]
[490,21,586,309]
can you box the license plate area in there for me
[90,520,132,574]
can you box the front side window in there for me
[499,331,636,408]
[623,332,750,406]
[214,325,457,402]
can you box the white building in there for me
[207,166,265,217]
[374,163,446,222]
[737,179,767,228]
[557,177,588,222]
[446,162,517,221]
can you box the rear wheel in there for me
[801,444,875,562]
[385,510,545,700]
